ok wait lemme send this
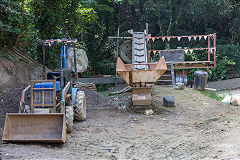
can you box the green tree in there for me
[0,0,21,47]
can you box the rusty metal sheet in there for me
[2,113,66,143]
[160,50,184,62]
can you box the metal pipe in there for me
[146,23,148,35]
[214,33,216,68]
[171,61,175,86]
[208,36,210,61]
[73,43,77,80]
[150,34,214,39]
[182,69,185,84]
[207,35,211,72]
[42,46,46,79]
[115,27,120,87]
[60,42,64,89]
[108,36,132,39]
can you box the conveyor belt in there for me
[132,32,148,70]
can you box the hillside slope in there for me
[0,48,46,86]
[0,48,44,131]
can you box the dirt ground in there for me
[0,84,25,130]
[1,85,240,159]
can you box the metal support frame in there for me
[60,42,64,89]
[148,33,217,68]
[208,36,210,61]
[108,36,132,39]
[42,46,46,79]
[213,33,216,68]
[73,43,77,81]
[170,61,175,86]
[115,27,120,87]
[30,80,56,113]
[40,39,78,87]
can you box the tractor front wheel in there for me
[66,105,73,133]
[74,91,86,121]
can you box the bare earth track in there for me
[1,86,240,159]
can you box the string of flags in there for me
[149,35,213,42]
[41,39,78,46]
[148,48,216,55]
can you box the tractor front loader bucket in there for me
[2,113,66,143]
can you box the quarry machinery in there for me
[111,24,216,106]
[2,39,87,143]
[110,26,168,106]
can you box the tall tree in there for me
[0,0,21,47]
[14,0,25,47]
[167,0,185,36]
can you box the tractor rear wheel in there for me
[66,105,73,133]
[74,91,86,121]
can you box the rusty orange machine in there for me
[112,29,167,106]
[117,57,167,105]
[110,24,216,106]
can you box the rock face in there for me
[230,94,240,106]
[163,96,175,107]
[221,95,232,104]
[174,83,185,90]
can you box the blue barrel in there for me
[194,70,208,91]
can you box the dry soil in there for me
[1,86,240,160]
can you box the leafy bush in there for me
[96,84,113,92]
[0,0,21,47]
[208,44,240,81]
[0,51,15,62]
[184,44,240,81]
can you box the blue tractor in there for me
[2,39,86,143]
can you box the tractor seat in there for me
[47,72,60,81]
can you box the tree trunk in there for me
[97,34,109,53]
[167,0,185,36]
[177,0,185,25]
[157,15,164,36]
[167,0,176,36]
[14,0,25,47]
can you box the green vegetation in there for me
[0,51,15,62]
[0,0,240,80]
[96,84,113,92]
[200,91,224,101]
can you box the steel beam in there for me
[78,77,125,84]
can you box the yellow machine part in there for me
[2,113,66,143]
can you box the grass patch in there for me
[200,91,224,101]
[0,51,15,62]
[96,84,113,92]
